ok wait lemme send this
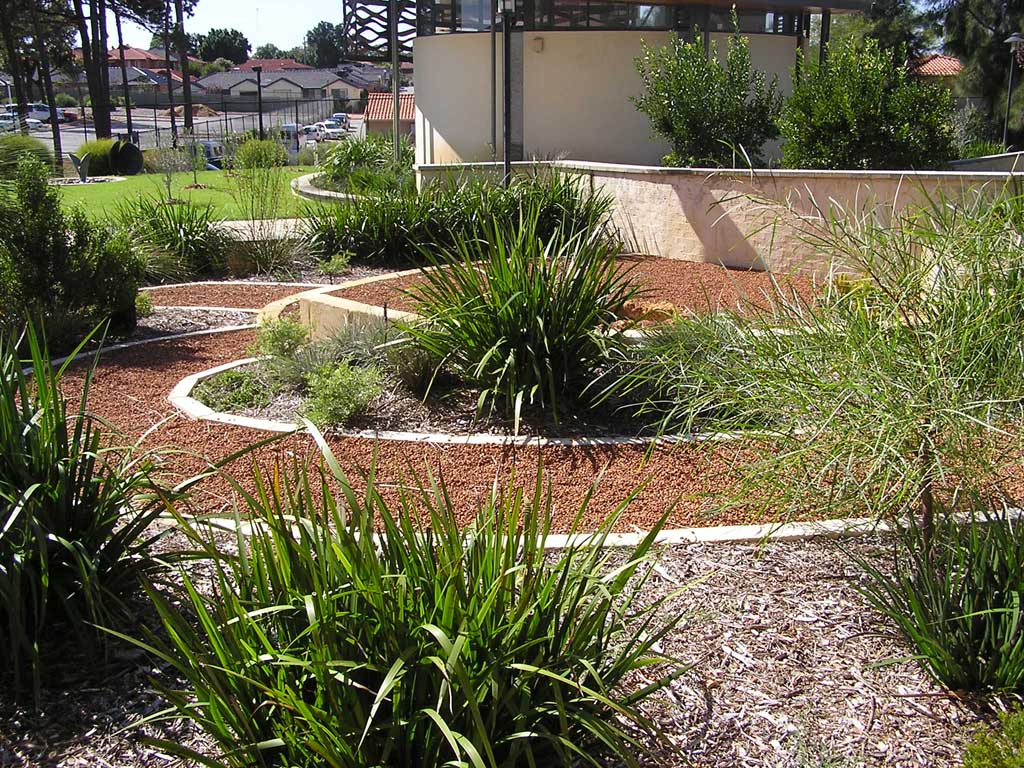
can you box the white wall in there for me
[415,30,800,167]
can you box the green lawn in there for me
[58,166,317,221]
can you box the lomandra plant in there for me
[0,327,164,701]
[403,203,639,430]
[129,436,686,768]
[115,196,229,280]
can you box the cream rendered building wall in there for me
[415,30,800,166]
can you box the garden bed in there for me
[0,535,978,768]
[329,257,820,317]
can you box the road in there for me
[30,109,364,159]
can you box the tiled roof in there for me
[237,59,313,71]
[198,68,343,90]
[364,92,415,122]
[909,54,962,77]
[108,47,163,62]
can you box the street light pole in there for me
[500,0,516,187]
[253,65,265,140]
[1004,33,1024,151]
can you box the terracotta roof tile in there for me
[909,54,962,77]
[364,92,415,122]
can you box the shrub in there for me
[856,505,1024,696]
[779,39,956,170]
[633,14,782,167]
[320,250,351,279]
[0,157,144,344]
[78,138,117,176]
[234,137,288,170]
[304,172,616,268]
[301,361,383,426]
[319,135,415,194]
[116,197,228,280]
[135,291,154,318]
[137,443,684,767]
[54,93,78,108]
[192,368,271,412]
[252,317,308,359]
[295,146,317,166]
[403,203,638,430]
[0,135,55,179]
[0,327,164,701]
[964,708,1024,768]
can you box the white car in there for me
[313,120,345,141]
[0,114,43,131]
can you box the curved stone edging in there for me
[169,355,744,447]
[291,173,359,203]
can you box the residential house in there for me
[197,69,351,100]
[909,54,962,89]
[409,0,870,166]
[236,59,313,72]
[364,91,414,136]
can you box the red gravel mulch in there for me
[143,282,318,309]
[330,258,818,316]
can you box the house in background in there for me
[236,59,313,72]
[197,69,352,100]
[909,54,962,89]
[364,91,415,136]
[409,0,870,167]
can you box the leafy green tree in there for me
[633,20,782,167]
[779,38,956,169]
[197,27,250,64]
[255,42,285,59]
[304,21,346,70]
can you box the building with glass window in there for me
[409,1,868,166]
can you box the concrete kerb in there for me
[291,173,359,203]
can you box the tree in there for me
[304,21,345,69]
[633,17,782,167]
[778,38,956,169]
[255,43,285,59]
[198,28,250,64]
[930,0,1024,116]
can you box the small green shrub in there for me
[320,251,351,278]
[136,443,684,768]
[54,93,78,108]
[964,708,1024,768]
[319,135,415,195]
[633,14,782,167]
[1,327,164,701]
[403,202,638,429]
[0,135,55,178]
[295,146,316,166]
[301,361,382,426]
[779,39,956,169]
[78,138,117,176]
[252,317,308,359]
[192,368,271,412]
[0,157,143,344]
[234,137,287,170]
[116,197,228,280]
[135,291,154,318]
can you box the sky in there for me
[114,0,337,52]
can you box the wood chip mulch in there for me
[0,538,982,768]
[330,258,820,317]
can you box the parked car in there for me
[299,124,318,137]
[330,112,350,129]
[313,120,345,141]
[1,114,44,131]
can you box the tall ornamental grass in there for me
[129,435,686,767]
[403,204,639,430]
[0,327,164,701]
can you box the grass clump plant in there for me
[77,138,117,176]
[115,196,229,281]
[0,135,54,179]
[403,203,638,430]
[129,440,685,767]
[319,134,415,195]
[0,327,164,701]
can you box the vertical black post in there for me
[254,66,265,139]
[819,10,831,66]
[502,7,512,186]
[390,0,401,163]
[490,0,497,160]
[1005,55,1016,150]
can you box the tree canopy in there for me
[304,21,346,69]
[197,27,251,64]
